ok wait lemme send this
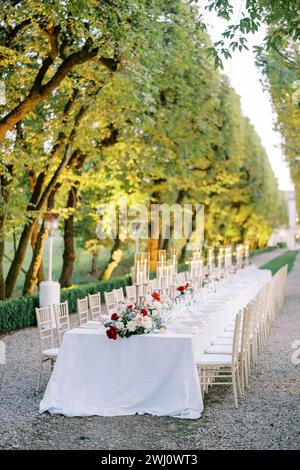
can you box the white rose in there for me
[151,309,159,317]
[127,320,137,332]
[116,321,124,330]
[142,317,153,330]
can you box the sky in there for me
[200,5,294,191]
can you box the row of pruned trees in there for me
[0,1,288,298]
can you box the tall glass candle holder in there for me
[224,245,232,272]
[189,249,203,289]
[170,249,178,273]
[236,244,243,269]
[207,246,213,276]
[166,260,174,288]
[158,250,166,263]
[156,259,166,291]
[244,244,250,266]
[219,246,224,263]
[217,254,222,271]
[134,252,149,286]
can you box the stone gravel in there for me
[0,256,299,450]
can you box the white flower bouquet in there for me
[104,293,165,340]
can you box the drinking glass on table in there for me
[161,307,174,326]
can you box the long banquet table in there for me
[40,266,271,419]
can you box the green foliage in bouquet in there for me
[105,301,165,340]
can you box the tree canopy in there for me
[259,41,300,216]
[0,0,289,298]
[198,0,300,68]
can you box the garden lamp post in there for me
[39,212,60,316]
[44,212,59,281]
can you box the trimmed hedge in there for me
[0,274,132,335]
[60,274,132,313]
[0,295,39,334]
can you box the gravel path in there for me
[0,256,299,450]
[251,248,288,267]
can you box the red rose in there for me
[127,305,133,310]
[177,286,185,292]
[151,291,160,301]
[111,313,119,321]
[185,283,190,288]
[141,308,148,316]
[106,326,118,340]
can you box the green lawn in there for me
[251,246,277,257]
[260,250,299,275]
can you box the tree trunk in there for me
[60,188,77,288]
[160,190,186,252]
[147,237,159,272]
[5,111,84,298]
[31,220,44,284]
[22,224,48,296]
[179,204,197,264]
[100,236,122,281]
[59,126,118,285]
[147,186,165,271]
[5,223,35,297]
[90,251,99,276]
[59,150,86,288]
[13,229,17,254]
[0,237,5,300]
[22,188,59,296]
[0,165,13,299]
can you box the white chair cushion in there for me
[43,348,59,357]
[205,344,232,355]
[198,354,232,366]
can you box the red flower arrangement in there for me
[176,283,193,297]
[104,303,165,340]
[177,285,185,293]
[151,291,160,302]
[106,325,118,340]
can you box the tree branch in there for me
[32,24,60,89]
[0,43,119,142]
[273,45,299,69]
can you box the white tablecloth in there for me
[40,266,271,419]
